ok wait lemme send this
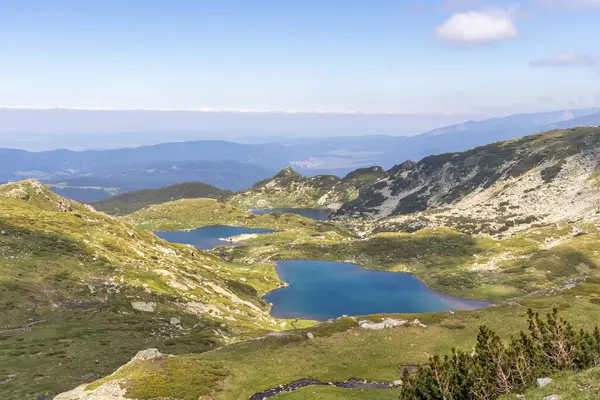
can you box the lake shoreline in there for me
[262,259,492,321]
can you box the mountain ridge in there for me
[335,127,600,236]
[227,166,385,210]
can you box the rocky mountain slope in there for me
[336,127,600,236]
[227,166,385,210]
[93,182,232,216]
[0,181,286,399]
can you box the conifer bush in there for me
[400,308,600,399]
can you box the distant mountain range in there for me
[0,108,479,150]
[544,111,600,130]
[246,108,600,173]
[47,160,275,202]
[1,108,599,202]
[0,142,282,201]
[369,108,600,167]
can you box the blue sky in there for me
[0,0,599,115]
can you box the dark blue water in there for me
[250,208,331,221]
[154,225,276,250]
[264,260,490,321]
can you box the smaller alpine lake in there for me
[264,260,491,321]
[250,208,331,221]
[154,225,276,250]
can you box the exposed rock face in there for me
[53,380,128,400]
[359,318,407,329]
[131,301,156,312]
[53,349,166,400]
[227,166,384,211]
[125,348,164,364]
[537,377,553,387]
[336,128,600,236]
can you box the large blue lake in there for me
[264,260,491,321]
[250,208,331,221]
[154,225,276,250]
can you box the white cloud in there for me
[436,8,518,44]
[538,96,555,101]
[530,52,598,68]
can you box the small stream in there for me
[248,378,398,399]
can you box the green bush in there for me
[400,308,600,400]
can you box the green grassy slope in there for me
[53,206,600,399]
[499,367,600,400]
[93,182,232,215]
[0,181,289,399]
[126,197,352,235]
[63,282,600,399]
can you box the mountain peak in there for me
[341,166,385,183]
[275,167,302,178]
[0,179,90,213]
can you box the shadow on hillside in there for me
[289,232,480,270]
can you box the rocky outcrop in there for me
[227,166,384,211]
[53,349,166,400]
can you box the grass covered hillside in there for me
[227,166,384,211]
[93,182,232,216]
[56,282,600,399]
[126,197,350,235]
[0,181,298,399]
[498,366,600,400]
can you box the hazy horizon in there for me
[0,107,483,151]
[1,106,598,151]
